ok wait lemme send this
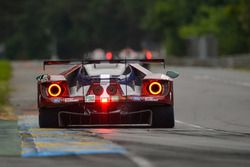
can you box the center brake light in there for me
[101,97,109,103]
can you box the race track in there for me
[2,61,250,167]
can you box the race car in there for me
[91,49,113,60]
[36,59,179,128]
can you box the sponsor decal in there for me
[64,98,79,103]
[131,96,141,101]
[111,96,119,102]
[100,80,109,85]
[51,98,61,103]
[85,95,95,103]
[144,97,159,101]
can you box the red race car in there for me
[36,59,179,128]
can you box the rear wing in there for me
[43,59,165,70]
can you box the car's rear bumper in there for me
[58,108,153,127]
[39,95,173,108]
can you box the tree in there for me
[179,2,249,55]
[0,0,249,59]
[142,0,204,56]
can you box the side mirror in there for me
[166,71,179,79]
[36,75,43,81]
[36,74,48,81]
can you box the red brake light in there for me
[48,83,62,97]
[101,97,108,103]
[146,51,152,60]
[106,52,113,60]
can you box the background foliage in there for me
[0,60,11,105]
[0,0,249,59]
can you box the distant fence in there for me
[218,54,250,68]
[166,54,250,68]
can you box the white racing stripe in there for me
[100,74,110,98]
[100,74,110,80]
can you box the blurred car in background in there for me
[91,49,113,60]
[90,48,159,69]
[119,48,141,59]
[119,48,156,68]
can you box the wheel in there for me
[152,105,175,128]
[39,108,59,128]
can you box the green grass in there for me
[0,60,12,106]
[234,67,250,72]
[0,61,20,154]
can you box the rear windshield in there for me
[84,63,126,76]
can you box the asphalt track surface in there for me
[2,61,250,167]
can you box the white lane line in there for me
[124,152,154,167]
[175,120,212,130]
[193,75,250,88]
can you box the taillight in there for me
[146,51,152,59]
[48,83,62,97]
[46,82,69,97]
[142,80,164,96]
[148,81,162,95]
[106,51,112,60]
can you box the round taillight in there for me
[107,85,117,95]
[93,85,104,96]
[146,51,152,59]
[148,82,162,95]
[106,52,113,60]
[48,84,62,97]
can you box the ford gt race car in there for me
[36,59,179,128]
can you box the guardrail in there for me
[166,54,250,68]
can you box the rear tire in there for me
[152,105,175,128]
[39,108,59,128]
